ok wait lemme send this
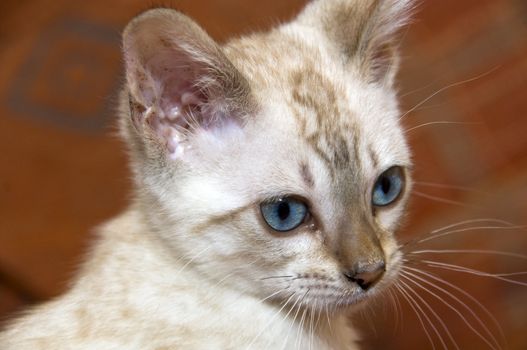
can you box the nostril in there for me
[354,278,368,290]
[343,261,385,291]
[343,273,371,290]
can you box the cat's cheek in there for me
[373,202,407,231]
[280,232,315,251]
[176,178,247,218]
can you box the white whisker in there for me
[245,291,297,349]
[403,264,505,348]
[295,297,309,350]
[324,300,333,337]
[414,225,526,245]
[422,260,527,287]
[401,269,500,350]
[314,299,323,344]
[366,303,379,337]
[260,275,294,281]
[308,299,315,350]
[399,276,455,350]
[412,191,474,207]
[206,260,260,297]
[400,80,438,98]
[405,121,480,134]
[280,290,308,350]
[399,66,500,121]
[410,249,527,260]
[176,246,212,274]
[361,304,377,337]
[395,283,437,350]
[431,219,516,234]
[413,181,483,193]
[257,288,289,305]
[388,288,403,334]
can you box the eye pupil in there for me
[381,177,391,194]
[277,202,290,220]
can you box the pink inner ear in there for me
[124,19,249,161]
[131,49,212,160]
[154,90,203,160]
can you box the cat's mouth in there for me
[296,274,399,314]
[270,272,393,313]
[293,254,402,311]
[313,288,373,308]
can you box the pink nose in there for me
[343,261,385,290]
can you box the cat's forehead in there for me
[225,33,409,184]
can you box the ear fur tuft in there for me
[121,9,253,161]
[297,0,414,85]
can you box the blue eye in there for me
[372,166,404,207]
[260,197,308,232]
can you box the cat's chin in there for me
[331,286,388,309]
[278,282,393,316]
[320,273,401,314]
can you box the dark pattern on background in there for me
[8,18,121,132]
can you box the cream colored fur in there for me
[0,1,413,349]
[1,209,357,349]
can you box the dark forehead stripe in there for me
[290,69,356,179]
[299,162,315,188]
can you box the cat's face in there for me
[121,0,412,313]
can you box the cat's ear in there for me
[122,9,253,160]
[297,0,413,86]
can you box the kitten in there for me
[0,0,413,348]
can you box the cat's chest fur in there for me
[1,210,358,349]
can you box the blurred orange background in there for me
[0,0,526,349]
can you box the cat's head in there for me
[120,0,413,313]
